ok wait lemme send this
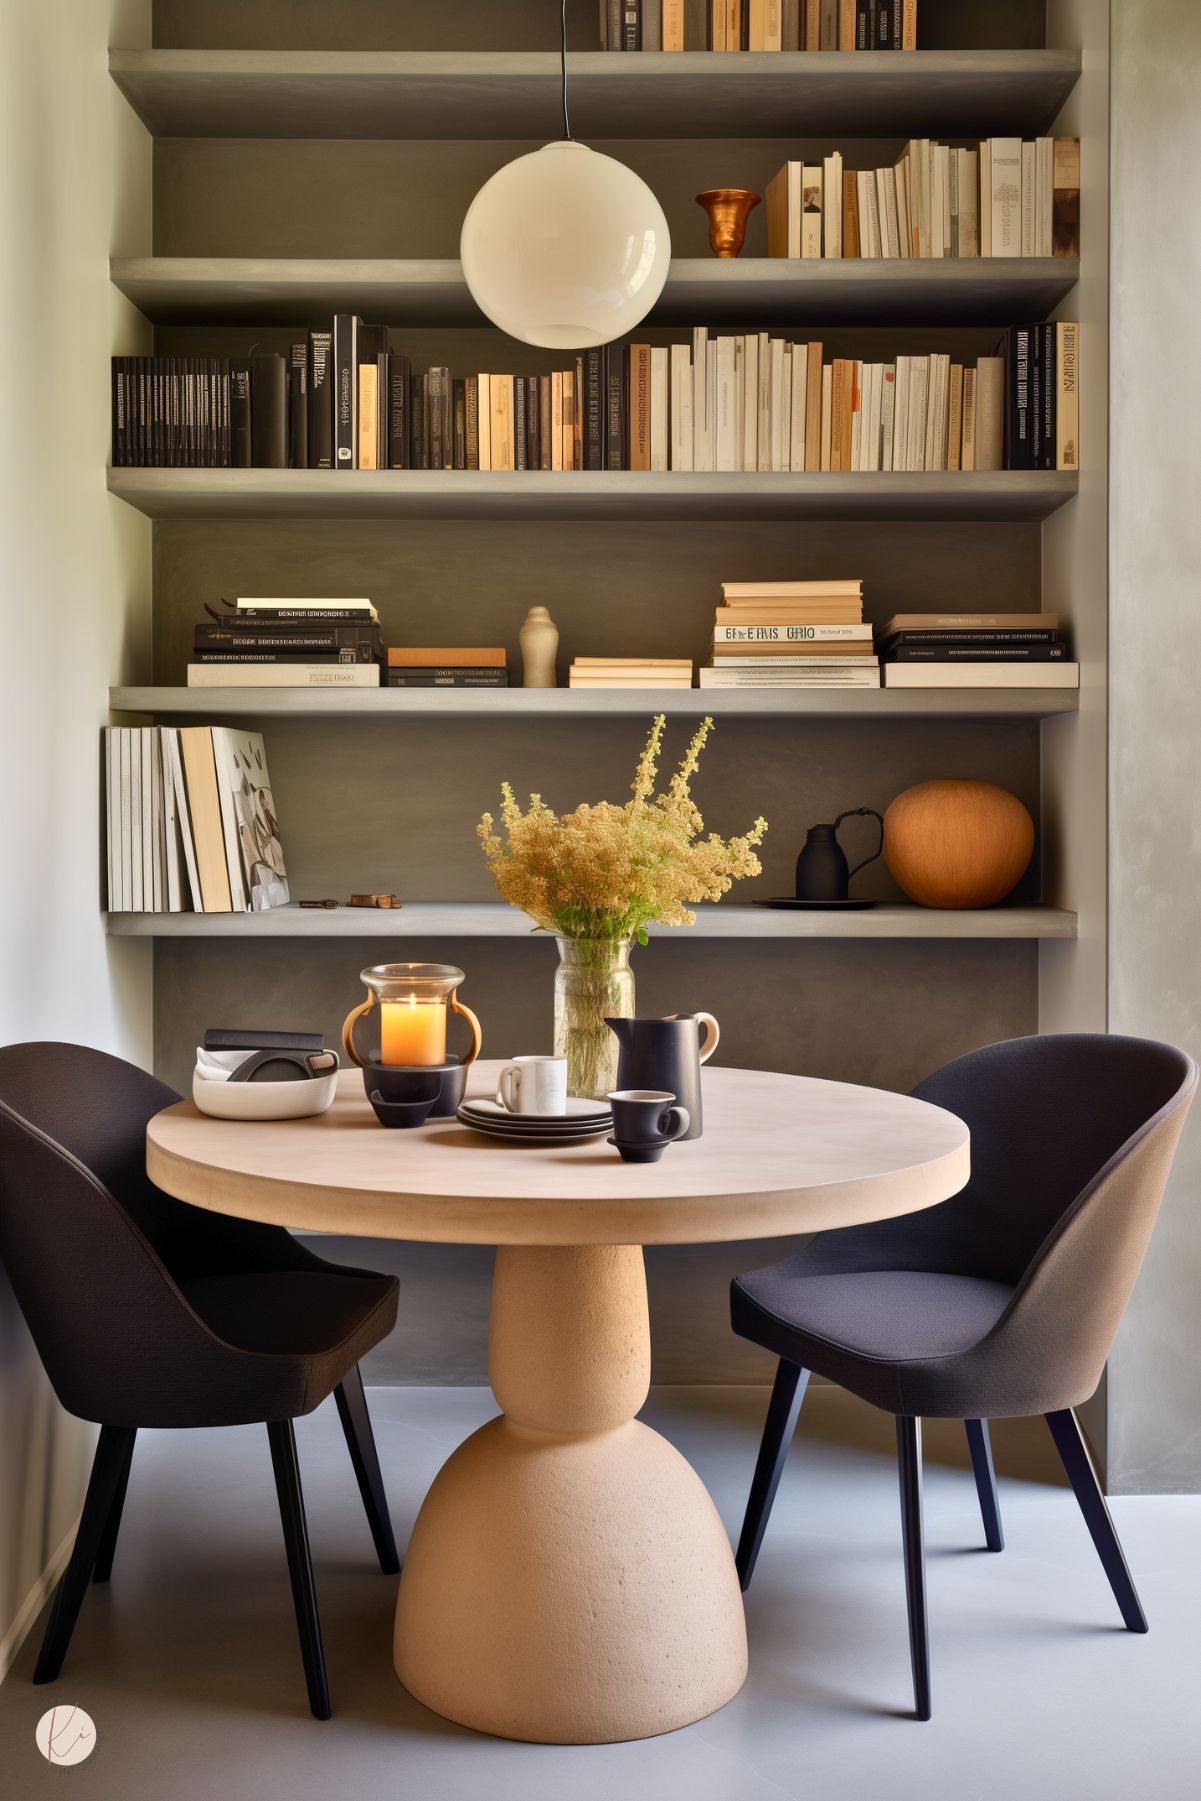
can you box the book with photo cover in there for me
[210,728,291,912]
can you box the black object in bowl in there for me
[368,1086,439,1129]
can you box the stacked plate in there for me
[457,1095,612,1145]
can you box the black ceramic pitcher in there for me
[604,1013,719,1142]
[794,808,884,903]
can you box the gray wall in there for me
[0,0,153,1674]
[1106,0,1201,1494]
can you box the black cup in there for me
[607,1090,691,1164]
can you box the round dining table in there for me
[146,1060,969,1746]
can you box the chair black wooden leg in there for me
[92,1430,137,1584]
[735,1361,809,1592]
[896,1416,931,1721]
[1045,1408,1148,1633]
[34,1426,136,1683]
[334,1365,400,1575]
[267,1420,332,1720]
[964,1418,1004,1552]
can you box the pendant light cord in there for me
[561,0,573,139]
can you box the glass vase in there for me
[553,937,635,1101]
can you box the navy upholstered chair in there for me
[0,1042,402,1719]
[730,1034,1195,1721]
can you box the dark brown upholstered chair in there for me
[730,1033,1196,1722]
[0,1042,402,1720]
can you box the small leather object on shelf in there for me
[349,893,402,909]
[298,899,338,909]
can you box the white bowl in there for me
[192,1066,338,1121]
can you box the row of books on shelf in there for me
[600,0,916,50]
[114,322,1079,475]
[766,138,1079,261]
[105,726,290,914]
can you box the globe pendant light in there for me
[460,3,671,349]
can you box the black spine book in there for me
[250,354,288,468]
[882,629,1061,649]
[409,372,425,469]
[453,378,467,469]
[333,313,359,468]
[856,0,870,48]
[606,360,627,469]
[622,0,640,49]
[195,623,383,653]
[428,367,444,469]
[525,374,539,471]
[585,349,605,470]
[230,365,252,467]
[513,376,527,470]
[887,644,1068,662]
[111,359,126,466]
[384,670,509,688]
[226,606,377,622]
[308,330,333,468]
[1039,321,1057,471]
[1029,327,1044,471]
[1006,325,1033,471]
[289,341,308,469]
[388,352,410,468]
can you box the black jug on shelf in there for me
[794,809,884,903]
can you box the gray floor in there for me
[3,1385,1200,1801]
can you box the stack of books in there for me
[187,598,382,688]
[766,138,1079,262]
[600,1,916,50]
[568,658,694,689]
[385,647,508,688]
[105,725,289,914]
[700,581,879,689]
[880,612,1079,689]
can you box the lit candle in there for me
[380,993,447,1066]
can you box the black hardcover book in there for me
[585,349,605,470]
[250,355,288,468]
[525,375,539,471]
[204,1028,325,1053]
[1030,327,1045,470]
[428,367,445,470]
[388,353,410,468]
[453,379,467,470]
[1004,326,1033,471]
[289,341,308,469]
[622,0,639,49]
[195,624,383,653]
[333,314,359,468]
[606,361,627,469]
[409,372,425,469]
[111,359,126,466]
[384,671,509,688]
[222,606,377,623]
[513,376,527,471]
[230,365,252,467]
[1039,321,1057,471]
[882,629,1061,650]
[308,331,333,468]
[856,0,871,48]
[887,644,1068,662]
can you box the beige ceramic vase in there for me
[519,605,559,687]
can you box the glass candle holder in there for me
[341,963,483,1069]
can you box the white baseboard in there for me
[0,1516,81,1684]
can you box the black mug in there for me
[607,1090,691,1164]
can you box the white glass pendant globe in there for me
[460,140,671,349]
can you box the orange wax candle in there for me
[380,994,446,1066]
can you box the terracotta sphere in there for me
[883,779,1035,909]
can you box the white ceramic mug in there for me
[496,1055,568,1116]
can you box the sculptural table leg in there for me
[393,1243,748,1743]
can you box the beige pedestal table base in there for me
[394,1243,746,1743]
[145,1061,969,1746]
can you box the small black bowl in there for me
[368,1088,439,1130]
[361,1056,468,1119]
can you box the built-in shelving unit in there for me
[110,685,1080,721]
[108,47,1082,139]
[107,902,1078,942]
[112,255,1081,328]
[107,468,1079,523]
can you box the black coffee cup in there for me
[607,1090,691,1164]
